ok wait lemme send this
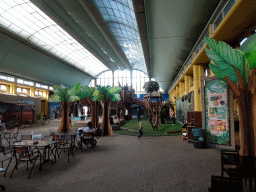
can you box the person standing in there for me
[125,108,129,122]
[138,121,143,138]
[170,108,175,125]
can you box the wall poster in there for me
[205,78,230,145]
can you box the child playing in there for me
[138,121,143,138]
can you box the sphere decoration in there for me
[143,81,159,93]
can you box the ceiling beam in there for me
[30,0,118,72]
[133,0,151,78]
[78,0,133,70]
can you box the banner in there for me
[205,79,229,145]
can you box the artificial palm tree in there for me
[50,82,80,132]
[205,37,256,156]
[93,85,121,136]
[78,86,99,127]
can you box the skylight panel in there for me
[0,0,108,76]
[94,0,147,72]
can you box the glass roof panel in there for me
[94,0,147,74]
[0,0,108,76]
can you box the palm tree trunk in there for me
[101,101,112,136]
[237,91,250,156]
[251,92,256,156]
[58,102,71,132]
[88,100,99,128]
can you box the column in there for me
[11,83,16,95]
[176,86,179,99]
[179,82,184,97]
[30,87,35,97]
[130,70,132,89]
[44,90,49,117]
[193,65,204,111]
[112,71,114,87]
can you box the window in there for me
[22,89,27,94]
[35,91,38,95]
[240,37,247,46]
[39,91,42,96]
[0,85,6,91]
[0,0,108,76]
[17,88,21,93]
[91,69,162,93]
[0,74,14,82]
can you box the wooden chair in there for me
[221,150,242,184]
[56,135,74,163]
[10,146,41,179]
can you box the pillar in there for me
[30,87,35,97]
[11,83,16,95]
[44,90,49,117]
[176,86,179,99]
[193,65,204,111]
[184,75,190,95]
[112,71,114,87]
[179,82,184,97]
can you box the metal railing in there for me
[168,0,236,93]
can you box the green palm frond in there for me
[204,37,246,83]
[50,82,81,103]
[78,86,95,100]
[92,85,121,102]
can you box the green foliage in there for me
[50,82,81,103]
[78,86,95,100]
[143,81,159,93]
[92,85,121,102]
[204,37,246,83]
[245,51,256,68]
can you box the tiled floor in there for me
[0,120,252,192]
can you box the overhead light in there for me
[110,58,114,62]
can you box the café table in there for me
[221,153,256,192]
[12,140,58,170]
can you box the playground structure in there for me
[144,92,163,131]
[69,83,164,131]
[118,85,163,131]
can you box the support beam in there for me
[193,65,204,111]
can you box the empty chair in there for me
[56,135,74,163]
[221,150,242,183]
[3,128,19,146]
[0,146,13,177]
[10,146,41,179]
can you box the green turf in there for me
[114,117,182,136]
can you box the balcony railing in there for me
[169,0,236,93]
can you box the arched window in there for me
[88,69,162,92]
[114,69,131,87]
[96,70,113,86]
[132,70,149,92]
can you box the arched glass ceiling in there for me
[93,0,147,74]
[0,0,108,76]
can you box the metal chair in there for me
[56,135,74,163]
[10,146,41,179]
[3,128,19,146]
[0,146,13,177]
